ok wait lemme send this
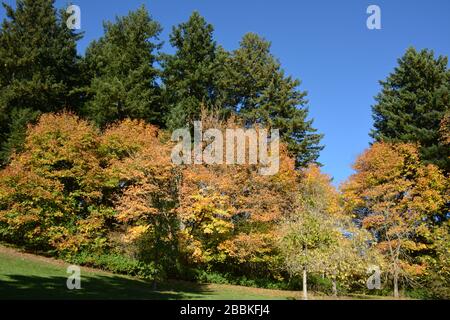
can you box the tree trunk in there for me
[303,267,308,300]
[393,269,399,298]
[332,277,337,297]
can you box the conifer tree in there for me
[161,12,225,129]
[83,6,163,127]
[371,47,450,172]
[0,0,81,163]
[230,33,323,168]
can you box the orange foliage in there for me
[177,114,298,266]
[342,142,449,282]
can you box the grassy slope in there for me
[0,245,394,300]
[0,245,305,300]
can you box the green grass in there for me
[0,246,398,300]
[0,246,305,300]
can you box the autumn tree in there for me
[99,119,179,276]
[279,207,335,300]
[440,110,450,147]
[0,113,109,254]
[279,165,380,299]
[176,112,298,278]
[342,142,448,298]
[317,217,384,297]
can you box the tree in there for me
[371,47,450,173]
[279,208,335,300]
[100,119,179,278]
[0,113,109,254]
[161,12,227,129]
[440,110,450,146]
[0,113,179,268]
[83,6,163,127]
[229,33,323,168]
[279,165,379,299]
[0,0,82,164]
[342,142,448,298]
[316,217,383,297]
[0,108,40,162]
[176,112,298,277]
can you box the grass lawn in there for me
[0,245,396,300]
[0,245,309,300]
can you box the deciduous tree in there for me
[342,142,448,297]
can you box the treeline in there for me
[0,0,449,299]
[0,0,322,168]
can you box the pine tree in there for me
[0,0,81,164]
[230,33,323,168]
[371,47,450,173]
[82,6,163,127]
[161,12,226,129]
[0,108,40,162]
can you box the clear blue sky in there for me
[2,0,450,185]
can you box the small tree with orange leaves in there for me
[99,119,180,276]
[0,113,109,254]
[342,142,448,298]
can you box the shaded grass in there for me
[0,246,396,300]
[0,247,301,300]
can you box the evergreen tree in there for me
[230,33,323,168]
[82,6,162,127]
[371,47,450,172]
[0,108,40,162]
[161,12,226,129]
[0,0,81,164]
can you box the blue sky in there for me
[2,0,450,185]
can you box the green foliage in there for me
[229,33,323,167]
[162,12,225,129]
[307,275,334,294]
[193,269,291,290]
[0,108,41,163]
[0,0,82,163]
[68,251,162,280]
[371,47,450,172]
[82,6,163,127]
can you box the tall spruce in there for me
[0,0,81,163]
[371,47,450,173]
[161,12,226,129]
[230,33,323,168]
[82,6,162,128]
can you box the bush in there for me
[195,270,231,284]
[192,269,289,290]
[68,251,163,280]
